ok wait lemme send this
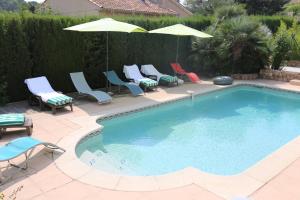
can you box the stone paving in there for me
[0,80,300,200]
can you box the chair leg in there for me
[70,103,73,112]
[52,107,56,115]
[26,125,33,136]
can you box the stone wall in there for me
[232,74,258,80]
[287,60,300,67]
[260,69,300,82]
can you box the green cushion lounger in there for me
[103,70,144,96]
[0,114,33,139]
[141,64,178,86]
[24,76,73,114]
[123,64,158,92]
[0,137,65,184]
[70,72,112,104]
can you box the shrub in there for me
[190,16,271,75]
[251,15,294,33]
[271,20,300,68]
[214,4,246,21]
[236,0,291,15]
[283,3,300,16]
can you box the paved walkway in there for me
[0,80,300,200]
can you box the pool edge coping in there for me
[54,82,300,200]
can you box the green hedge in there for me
[251,15,295,32]
[0,13,296,102]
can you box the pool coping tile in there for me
[55,82,300,200]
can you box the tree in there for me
[184,0,235,15]
[189,12,271,75]
[271,21,300,69]
[0,0,25,11]
[236,0,291,15]
[0,0,40,13]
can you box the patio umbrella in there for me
[149,24,213,62]
[64,18,147,90]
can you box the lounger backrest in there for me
[24,76,55,95]
[141,64,161,76]
[104,71,124,85]
[171,63,186,74]
[70,72,92,93]
[123,65,144,81]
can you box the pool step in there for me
[79,150,131,174]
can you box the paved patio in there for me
[0,80,300,200]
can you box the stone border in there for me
[55,83,300,200]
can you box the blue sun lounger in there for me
[70,72,112,104]
[103,71,144,96]
[0,137,65,184]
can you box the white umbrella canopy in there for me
[149,24,213,62]
[64,18,147,33]
[149,24,213,38]
[64,18,147,91]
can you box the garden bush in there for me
[271,20,300,69]
[190,7,272,76]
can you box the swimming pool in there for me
[76,85,300,176]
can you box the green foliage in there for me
[214,4,246,23]
[236,0,291,15]
[191,16,271,75]
[0,0,25,12]
[271,20,300,69]
[184,0,235,15]
[250,15,294,32]
[283,3,300,16]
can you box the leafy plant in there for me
[184,0,235,15]
[236,0,291,15]
[190,16,271,75]
[271,20,299,69]
[283,3,300,16]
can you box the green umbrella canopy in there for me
[149,24,213,38]
[64,18,147,32]
[64,18,147,91]
[149,24,212,62]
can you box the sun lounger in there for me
[123,65,158,91]
[170,63,200,83]
[25,76,73,114]
[70,72,112,104]
[0,137,65,184]
[0,114,33,139]
[141,64,178,86]
[103,70,144,96]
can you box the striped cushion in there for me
[0,114,25,126]
[140,79,158,88]
[159,75,178,83]
[47,95,73,106]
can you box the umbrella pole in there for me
[106,32,109,92]
[176,36,179,63]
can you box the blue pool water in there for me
[76,86,300,176]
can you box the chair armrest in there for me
[145,75,158,81]
[127,78,135,82]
